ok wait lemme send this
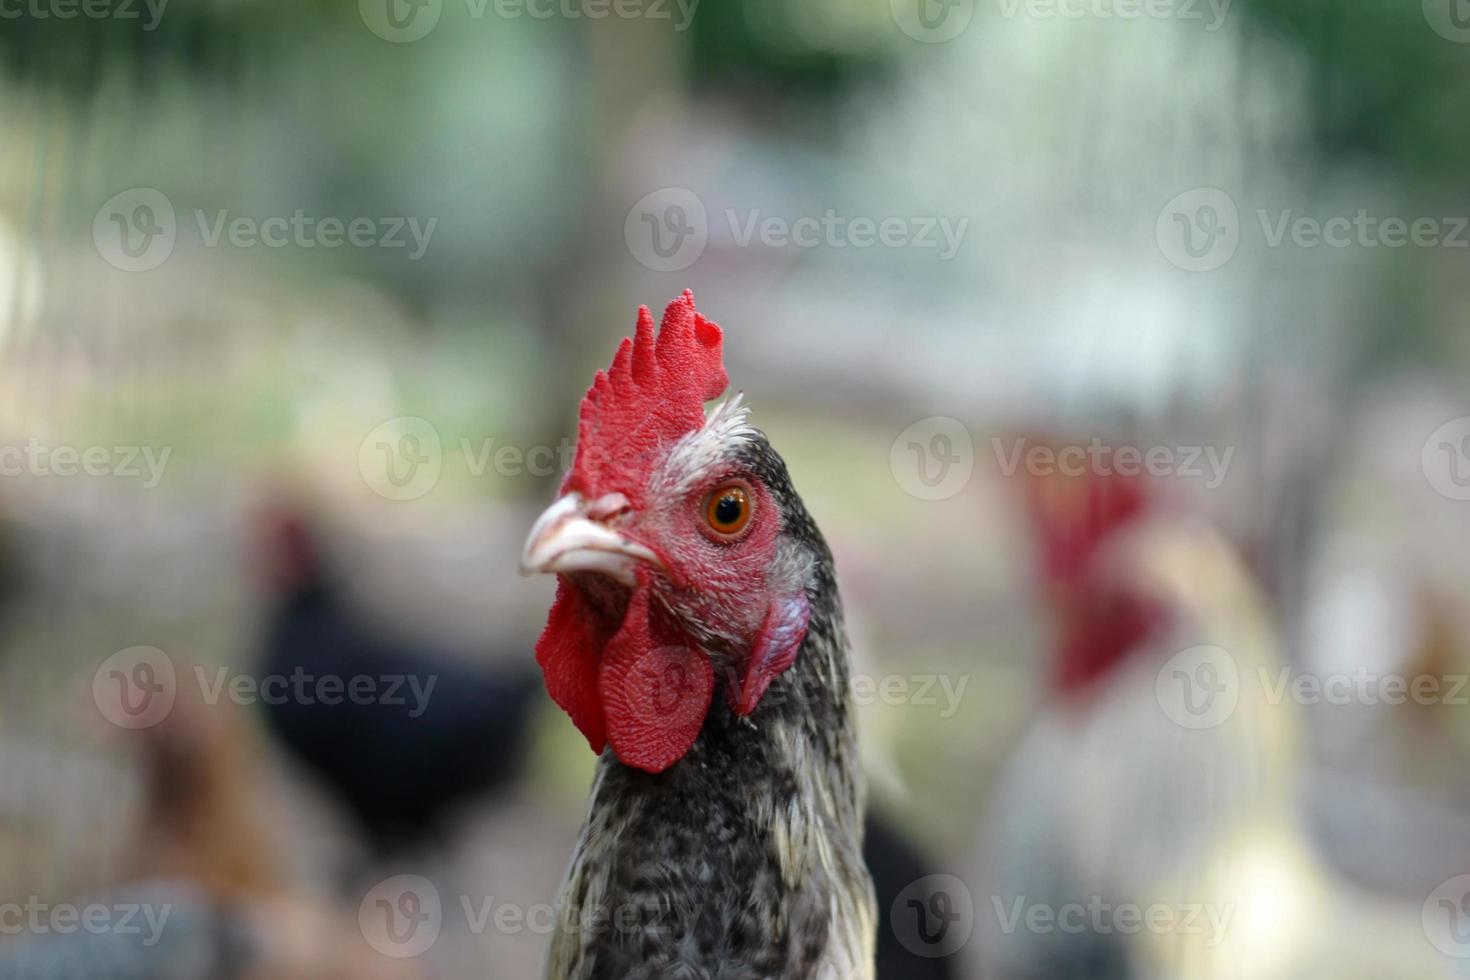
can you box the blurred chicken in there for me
[254,505,540,866]
[0,499,17,616]
[129,680,416,980]
[976,441,1456,980]
[864,811,959,980]
[129,669,282,898]
[0,668,414,980]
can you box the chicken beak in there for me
[519,493,660,587]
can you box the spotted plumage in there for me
[546,433,874,980]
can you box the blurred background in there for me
[3,0,1470,976]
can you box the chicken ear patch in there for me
[733,591,810,717]
[599,586,714,773]
[535,580,611,753]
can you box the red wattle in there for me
[599,586,714,774]
[733,591,810,716]
[535,580,611,753]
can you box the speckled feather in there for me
[545,432,876,980]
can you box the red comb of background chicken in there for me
[563,290,727,505]
[1020,441,1163,694]
[1023,449,1150,590]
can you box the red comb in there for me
[564,291,727,504]
[1016,437,1163,694]
[1020,441,1151,588]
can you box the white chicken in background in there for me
[974,442,1458,980]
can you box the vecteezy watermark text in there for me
[624,188,970,273]
[993,0,1230,31]
[992,895,1234,946]
[1257,667,1470,708]
[726,210,969,261]
[991,436,1235,489]
[359,875,701,958]
[359,0,699,43]
[1157,187,1470,272]
[194,211,436,260]
[91,647,438,729]
[1155,644,1470,730]
[93,188,437,272]
[358,416,578,501]
[890,0,1227,43]
[0,0,166,29]
[850,672,969,718]
[193,665,437,718]
[0,439,171,488]
[482,0,698,28]
[0,899,172,947]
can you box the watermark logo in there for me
[890,416,975,501]
[1161,190,1470,272]
[92,646,176,729]
[0,439,172,487]
[891,0,975,42]
[484,0,699,29]
[727,210,968,259]
[360,875,442,958]
[850,673,969,718]
[991,436,1234,489]
[461,436,575,479]
[95,189,436,270]
[359,417,443,501]
[993,0,1231,30]
[0,0,168,29]
[625,191,968,270]
[1424,0,1470,43]
[1257,209,1469,251]
[616,645,714,735]
[1154,645,1239,729]
[0,898,173,946]
[360,0,441,41]
[193,210,436,259]
[891,875,974,958]
[359,426,577,498]
[93,651,439,729]
[1422,416,1470,501]
[992,895,1233,944]
[195,665,438,717]
[625,188,708,273]
[1156,187,1240,272]
[362,0,697,41]
[1257,667,1469,708]
[1424,875,1470,957]
[94,188,176,272]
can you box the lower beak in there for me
[519,493,660,586]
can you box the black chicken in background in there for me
[0,500,18,617]
[253,506,541,868]
[863,813,958,980]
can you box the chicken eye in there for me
[704,485,752,536]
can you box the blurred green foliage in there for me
[1237,0,1470,176]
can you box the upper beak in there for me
[519,493,661,587]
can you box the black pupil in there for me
[714,494,743,526]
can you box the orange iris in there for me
[704,485,752,536]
